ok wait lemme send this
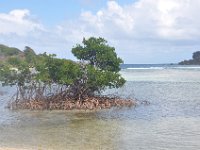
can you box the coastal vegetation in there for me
[0,37,134,110]
[179,51,200,65]
[0,44,22,57]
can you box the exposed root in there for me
[8,96,136,110]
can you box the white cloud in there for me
[1,0,200,63]
[63,0,200,40]
[0,9,74,59]
[0,9,44,36]
[54,0,200,63]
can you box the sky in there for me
[0,0,200,64]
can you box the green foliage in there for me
[72,37,125,97]
[72,37,123,72]
[0,62,31,87]
[24,46,37,65]
[36,53,81,85]
[0,37,125,102]
[7,57,24,67]
[0,46,36,87]
[0,44,21,56]
[86,65,125,92]
[179,51,200,65]
[192,51,200,62]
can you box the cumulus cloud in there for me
[55,0,200,63]
[1,0,200,63]
[60,0,200,41]
[0,9,44,36]
[0,9,74,59]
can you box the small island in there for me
[0,37,135,110]
[179,51,200,65]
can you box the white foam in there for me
[171,66,200,69]
[124,66,200,70]
[126,67,164,70]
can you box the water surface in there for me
[0,64,200,150]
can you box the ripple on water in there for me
[1,68,200,149]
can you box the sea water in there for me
[0,64,200,150]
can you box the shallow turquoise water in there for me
[0,65,200,150]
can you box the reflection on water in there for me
[1,67,200,150]
[0,110,123,149]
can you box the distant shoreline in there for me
[178,51,200,65]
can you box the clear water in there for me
[0,64,200,150]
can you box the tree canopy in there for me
[72,37,123,72]
[192,51,200,62]
[0,37,125,104]
[71,37,125,99]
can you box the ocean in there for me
[0,64,200,150]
